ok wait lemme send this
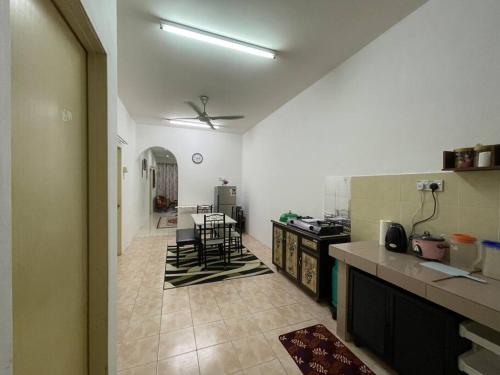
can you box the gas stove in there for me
[287,216,344,236]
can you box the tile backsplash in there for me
[350,171,500,242]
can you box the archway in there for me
[148,147,178,230]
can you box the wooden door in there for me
[272,225,284,268]
[117,146,123,255]
[284,231,299,280]
[11,0,88,373]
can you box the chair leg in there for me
[176,244,180,268]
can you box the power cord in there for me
[409,183,440,239]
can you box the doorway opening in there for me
[149,147,178,230]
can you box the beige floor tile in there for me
[275,304,314,325]
[194,320,231,349]
[244,359,286,375]
[197,342,242,375]
[117,335,159,371]
[190,297,218,310]
[118,362,156,375]
[163,294,190,313]
[157,351,200,375]
[215,292,242,305]
[224,316,261,341]
[243,299,275,314]
[131,299,163,320]
[161,309,193,333]
[117,232,396,375]
[163,287,189,299]
[117,362,157,375]
[218,300,250,319]
[124,315,161,342]
[158,327,197,360]
[232,334,275,369]
[192,305,222,326]
[277,355,302,375]
[253,308,289,331]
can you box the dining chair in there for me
[199,213,232,269]
[197,204,213,213]
[227,206,244,256]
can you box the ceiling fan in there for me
[166,95,244,129]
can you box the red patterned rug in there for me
[279,324,375,375]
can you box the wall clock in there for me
[192,153,203,164]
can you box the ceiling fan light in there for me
[168,119,220,130]
[160,20,276,59]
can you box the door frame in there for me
[117,146,122,256]
[50,1,109,373]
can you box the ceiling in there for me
[150,147,177,164]
[118,0,426,133]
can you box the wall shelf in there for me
[443,144,500,172]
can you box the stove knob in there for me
[309,225,314,231]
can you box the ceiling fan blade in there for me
[209,115,245,120]
[206,119,216,130]
[186,101,204,116]
[168,117,199,120]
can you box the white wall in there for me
[117,99,152,251]
[242,0,500,247]
[0,0,12,373]
[136,124,243,206]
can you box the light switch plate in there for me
[416,180,444,192]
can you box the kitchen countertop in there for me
[329,241,500,338]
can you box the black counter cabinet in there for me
[348,268,471,375]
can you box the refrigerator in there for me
[214,186,237,217]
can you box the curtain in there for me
[156,163,178,202]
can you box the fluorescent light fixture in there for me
[169,119,220,130]
[160,20,276,59]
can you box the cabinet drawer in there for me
[301,237,317,251]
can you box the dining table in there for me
[191,213,237,227]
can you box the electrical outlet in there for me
[416,180,444,192]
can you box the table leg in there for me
[337,260,352,342]
[176,244,180,268]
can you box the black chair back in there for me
[202,213,229,243]
[197,204,213,213]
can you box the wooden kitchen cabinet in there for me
[271,221,350,301]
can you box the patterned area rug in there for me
[157,214,177,228]
[164,245,274,289]
[280,324,375,375]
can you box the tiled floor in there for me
[117,225,396,375]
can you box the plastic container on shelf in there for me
[454,147,475,168]
[481,240,500,280]
[449,233,481,272]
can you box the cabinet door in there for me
[392,291,452,375]
[284,231,299,280]
[300,251,318,295]
[348,269,389,358]
[272,225,284,268]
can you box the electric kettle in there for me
[385,223,408,253]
